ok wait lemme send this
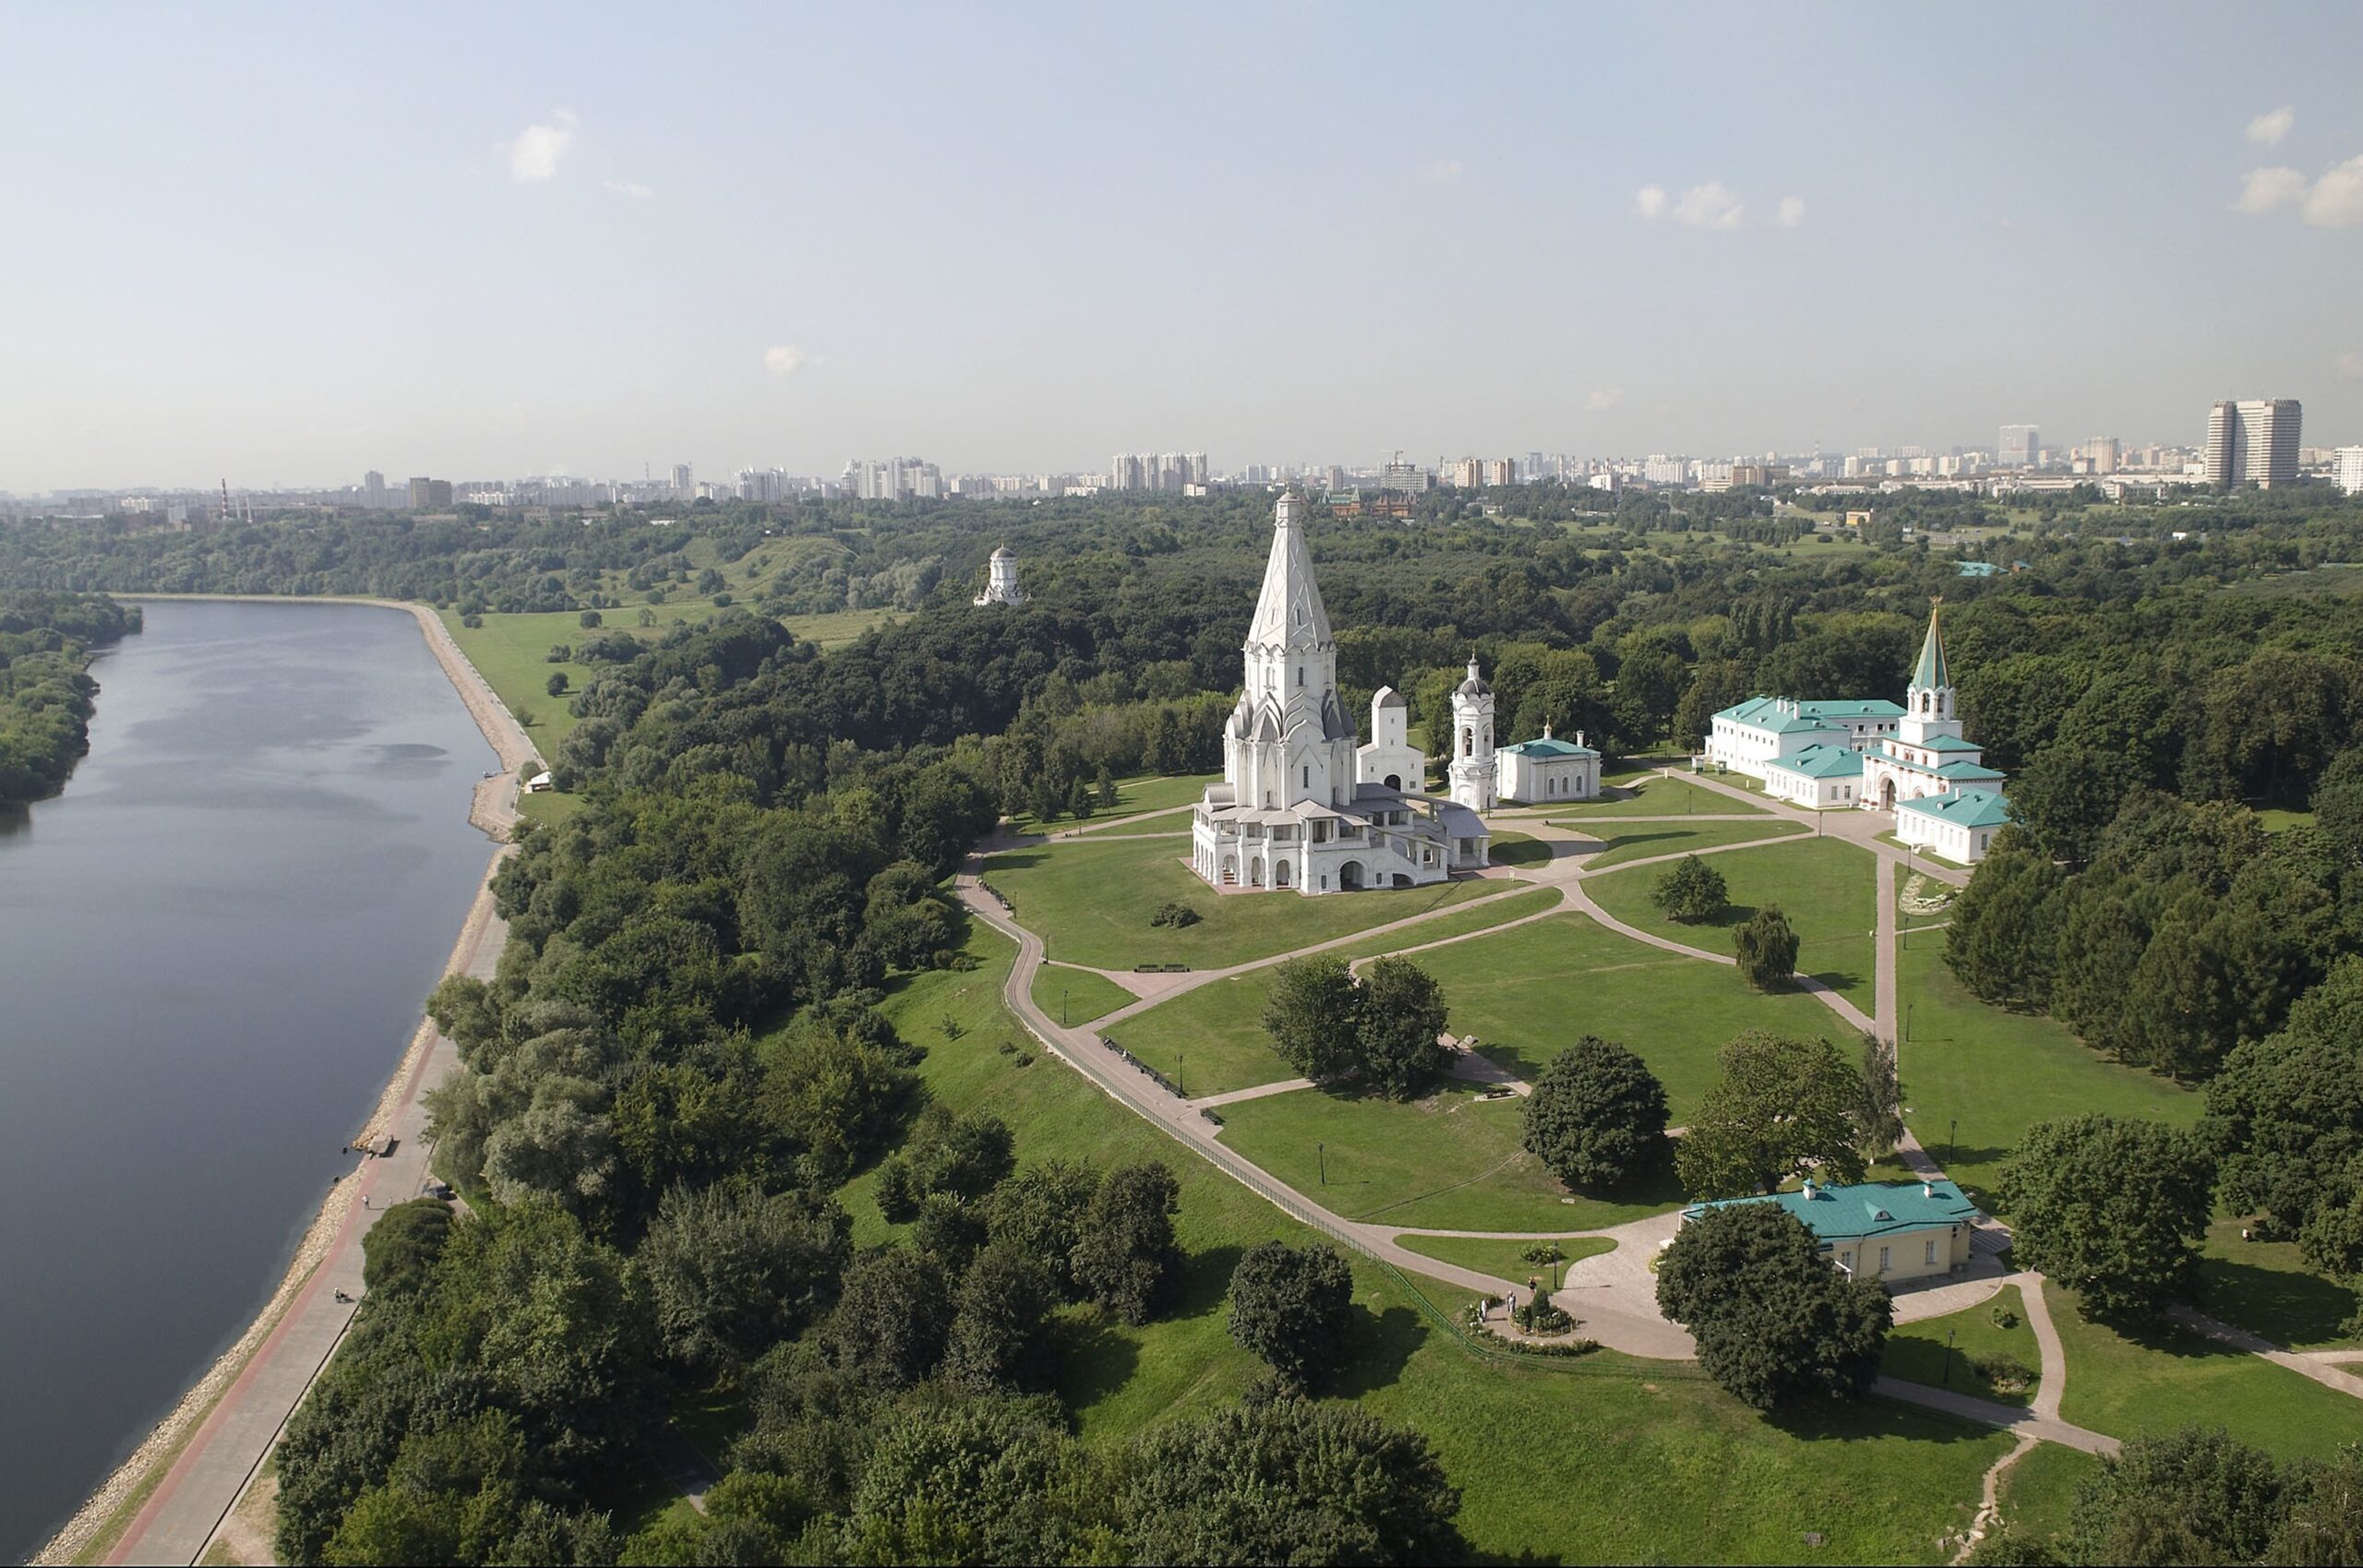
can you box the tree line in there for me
[0,591,138,804]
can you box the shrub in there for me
[1148,901,1202,928]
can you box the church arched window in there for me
[1461,726,1473,757]
[1297,665,1303,688]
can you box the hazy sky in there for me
[5,2,2361,491]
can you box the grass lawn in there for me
[1894,940,2199,1210]
[2051,1289,2363,1461]
[1029,964,1140,1029]
[1393,1233,1616,1286]
[981,832,1498,971]
[1007,771,1217,834]
[2195,1219,2363,1350]
[1881,1285,2041,1406]
[1548,775,1768,818]
[1217,1079,1689,1233]
[1996,1442,2100,1556]
[1558,818,1806,868]
[765,912,2016,1562]
[1111,888,1570,1100]
[1433,914,1851,1119]
[2254,807,2316,833]
[1588,835,1879,1015]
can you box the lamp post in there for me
[1177,1052,1184,1098]
[1949,1117,1957,1169]
[1318,1142,1326,1186]
[1944,1326,1957,1386]
[1062,987,1068,1027]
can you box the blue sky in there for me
[3,2,2359,490]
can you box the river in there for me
[0,599,499,1561]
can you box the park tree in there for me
[1119,1398,1465,1567]
[1945,846,2066,1009]
[2008,741,2128,866]
[640,1183,851,1373]
[1999,1114,2213,1321]
[1072,1160,1182,1324]
[1262,954,1363,1083]
[1356,956,1450,1100]
[2203,954,2363,1243]
[1857,1033,1905,1160]
[1649,855,1728,923]
[985,1159,1102,1302]
[943,1241,1055,1394]
[2063,1427,2288,1567]
[1227,1241,1355,1392]
[1732,904,1800,990]
[875,1107,1015,1222]
[823,1244,956,1389]
[2315,745,2363,866]
[1655,1203,1892,1409]
[546,671,570,697]
[1676,1031,1867,1198]
[360,1199,453,1299]
[843,1396,1110,1566]
[1519,1035,1671,1190]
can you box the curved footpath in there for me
[37,599,537,1568]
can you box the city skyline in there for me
[4,4,2361,490]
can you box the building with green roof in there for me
[1897,786,2015,865]
[1494,724,1601,804]
[1681,1179,1985,1284]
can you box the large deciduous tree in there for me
[1733,904,1800,990]
[642,1183,852,1373]
[1356,957,1450,1100]
[1945,845,2067,1009]
[1071,1160,1182,1325]
[1655,1203,1891,1409]
[1999,1114,2213,1321]
[2202,954,2363,1245]
[1262,955,1363,1083]
[1676,1031,1866,1199]
[1227,1241,1355,1393]
[1649,855,1728,924]
[1520,1035,1671,1190]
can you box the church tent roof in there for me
[1913,604,1949,690]
[1245,489,1334,650]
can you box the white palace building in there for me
[1191,490,1492,893]
[1704,603,2015,864]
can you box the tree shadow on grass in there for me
[1769,1390,1999,1445]
[1599,830,1712,861]
[1171,1243,1246,1321]
[2195,1255,2359,1347]
[981,847,1053,874]
[1327,1304,1424,1398]
[1048,1311,1143,1414]
[1807,966,1865,998]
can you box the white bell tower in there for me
[1448,657,1496,812]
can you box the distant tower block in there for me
[974,545,1026,605]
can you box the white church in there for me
[1190,490,1493,893]
[1704,603,2016,864]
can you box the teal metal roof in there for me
[1957,561,2000,578]
[1912,604,1949,690]
[1501,736,1598,759]
[1768,745,1864,779]
[1897,787,2014,830]
[1716,695,1904,733]
[1918,734,1985,753]
[1683,1179,1981,1242]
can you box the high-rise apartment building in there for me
[407,477,452,509]
[1998,425,2039,469]
[671,463,694,500]
[362,471,388,509]
[2204,400,2302,488]
[1377,458,1430,494]
[2083,437,2120,475]
[2333,446,2363,497]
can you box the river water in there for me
[0,599,498,1560]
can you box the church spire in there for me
[1246,486,1334,651]
[1912,598,1949,691]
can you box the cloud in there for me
[602,179,654,199]
[1425,158,1463,183]
[1671,181,1745,229]
[2339,351,2363,380]
[2234,165,2309,213]
[763,345,804,377]
[2247,106,2295,147]
[2305,156,2363,228]
[1585,389,1624,412]
[1777,196,1806,230]
[504,108,578,183]
[1637,181,1744,229]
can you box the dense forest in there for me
[11,485,2363,1561]
[0,591,138,804]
